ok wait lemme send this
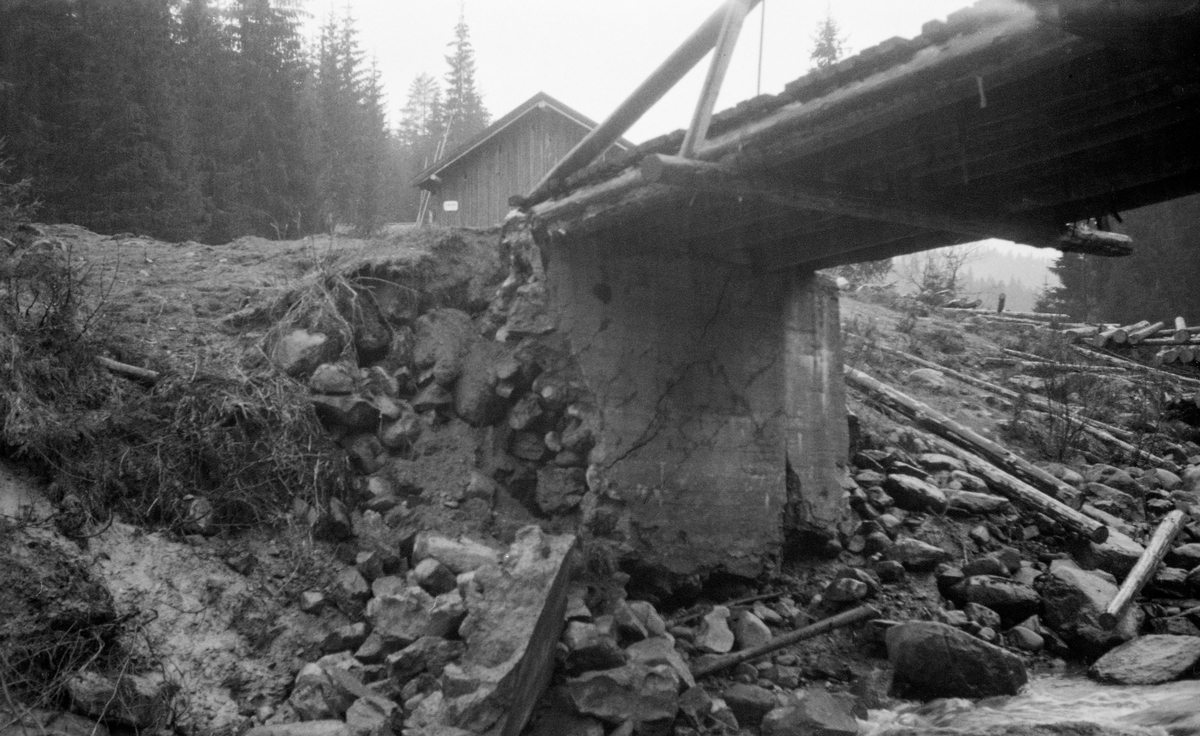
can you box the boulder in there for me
[344,696,400,736]
[412,532,500,574]
[907,368,946,389]
[386,636,466,684]
[565,663,680,725]
[322,622,369,653]
[367,586,437,647]
[309,363,357,395]
[412,308,474,386]
[917,453,966,473]
[272,329,341,378]
[288,663,354,721]
[887,538,953,571]
[625,636,695,689]
[950,470,991,493]
[1167,542,1200,569]
[945,490,1012,516]
[721,683,777,728]
[66,671,172,729]
[761,688,858,736]
[695,606,736,654]
[453,338,508,426]
[1088,635,1200,685]
[1039,462,1085,487]
[562,621,626,675]
[412,558,458,596]
[1084,465,1143,496]
[730,610,773,651]
[1072,530,1145,578]
[958,575,1041,627]
[883,474,948,513]
[886,621,1027,699]
[437,527,577,736]
[1035,559,1141,658]
[1083,483,1142,522]
[311,395,381,433]
[535,466,587,515]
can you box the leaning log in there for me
[844,366,1108,542]
[1101,510,1187,629]
[1070,346,1200,388]
[865,343,1178,467]
[692,605,880,678]
[942,307,1071,322]
[1127,321,1166,345]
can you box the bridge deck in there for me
[526,0,1200,270]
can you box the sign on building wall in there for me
[443,201,459,212]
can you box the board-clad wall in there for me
[434,107,625,228]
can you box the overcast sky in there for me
[302,0,977,144]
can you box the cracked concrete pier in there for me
[542,230,848,576]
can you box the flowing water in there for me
[864,674,1200,735]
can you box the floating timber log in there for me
[692,604,880,678]
[1100,510,1187,629]
[844,365,1108,542]
[1127,321,1166,345]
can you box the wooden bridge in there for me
[499,0,1200,579]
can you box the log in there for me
[1101,510,1188,629]
[864,342,1181,466]
[96,356,160,382]
[942,307,1072,323]
[691,604,880,678]
[1135,336,1200,346]
[1094,320,1150,348]
[1070,345,1200,388]
[1127,321,1166,345]
[906,422,1109,544]
[844,365,1108,542]
[1182,346,1196,364]
[680,0,754,157]
[1173,316,1190,343]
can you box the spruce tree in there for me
[442,11,489,151]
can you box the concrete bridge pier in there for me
[539,229,848,578]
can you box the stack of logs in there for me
[940,306,1200,367]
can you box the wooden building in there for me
[412,92,631,228]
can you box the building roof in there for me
[411,91,634,189]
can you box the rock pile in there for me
[255,527,575,736]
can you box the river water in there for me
[864,673,1200,735]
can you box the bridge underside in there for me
[510,0,1200,574]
